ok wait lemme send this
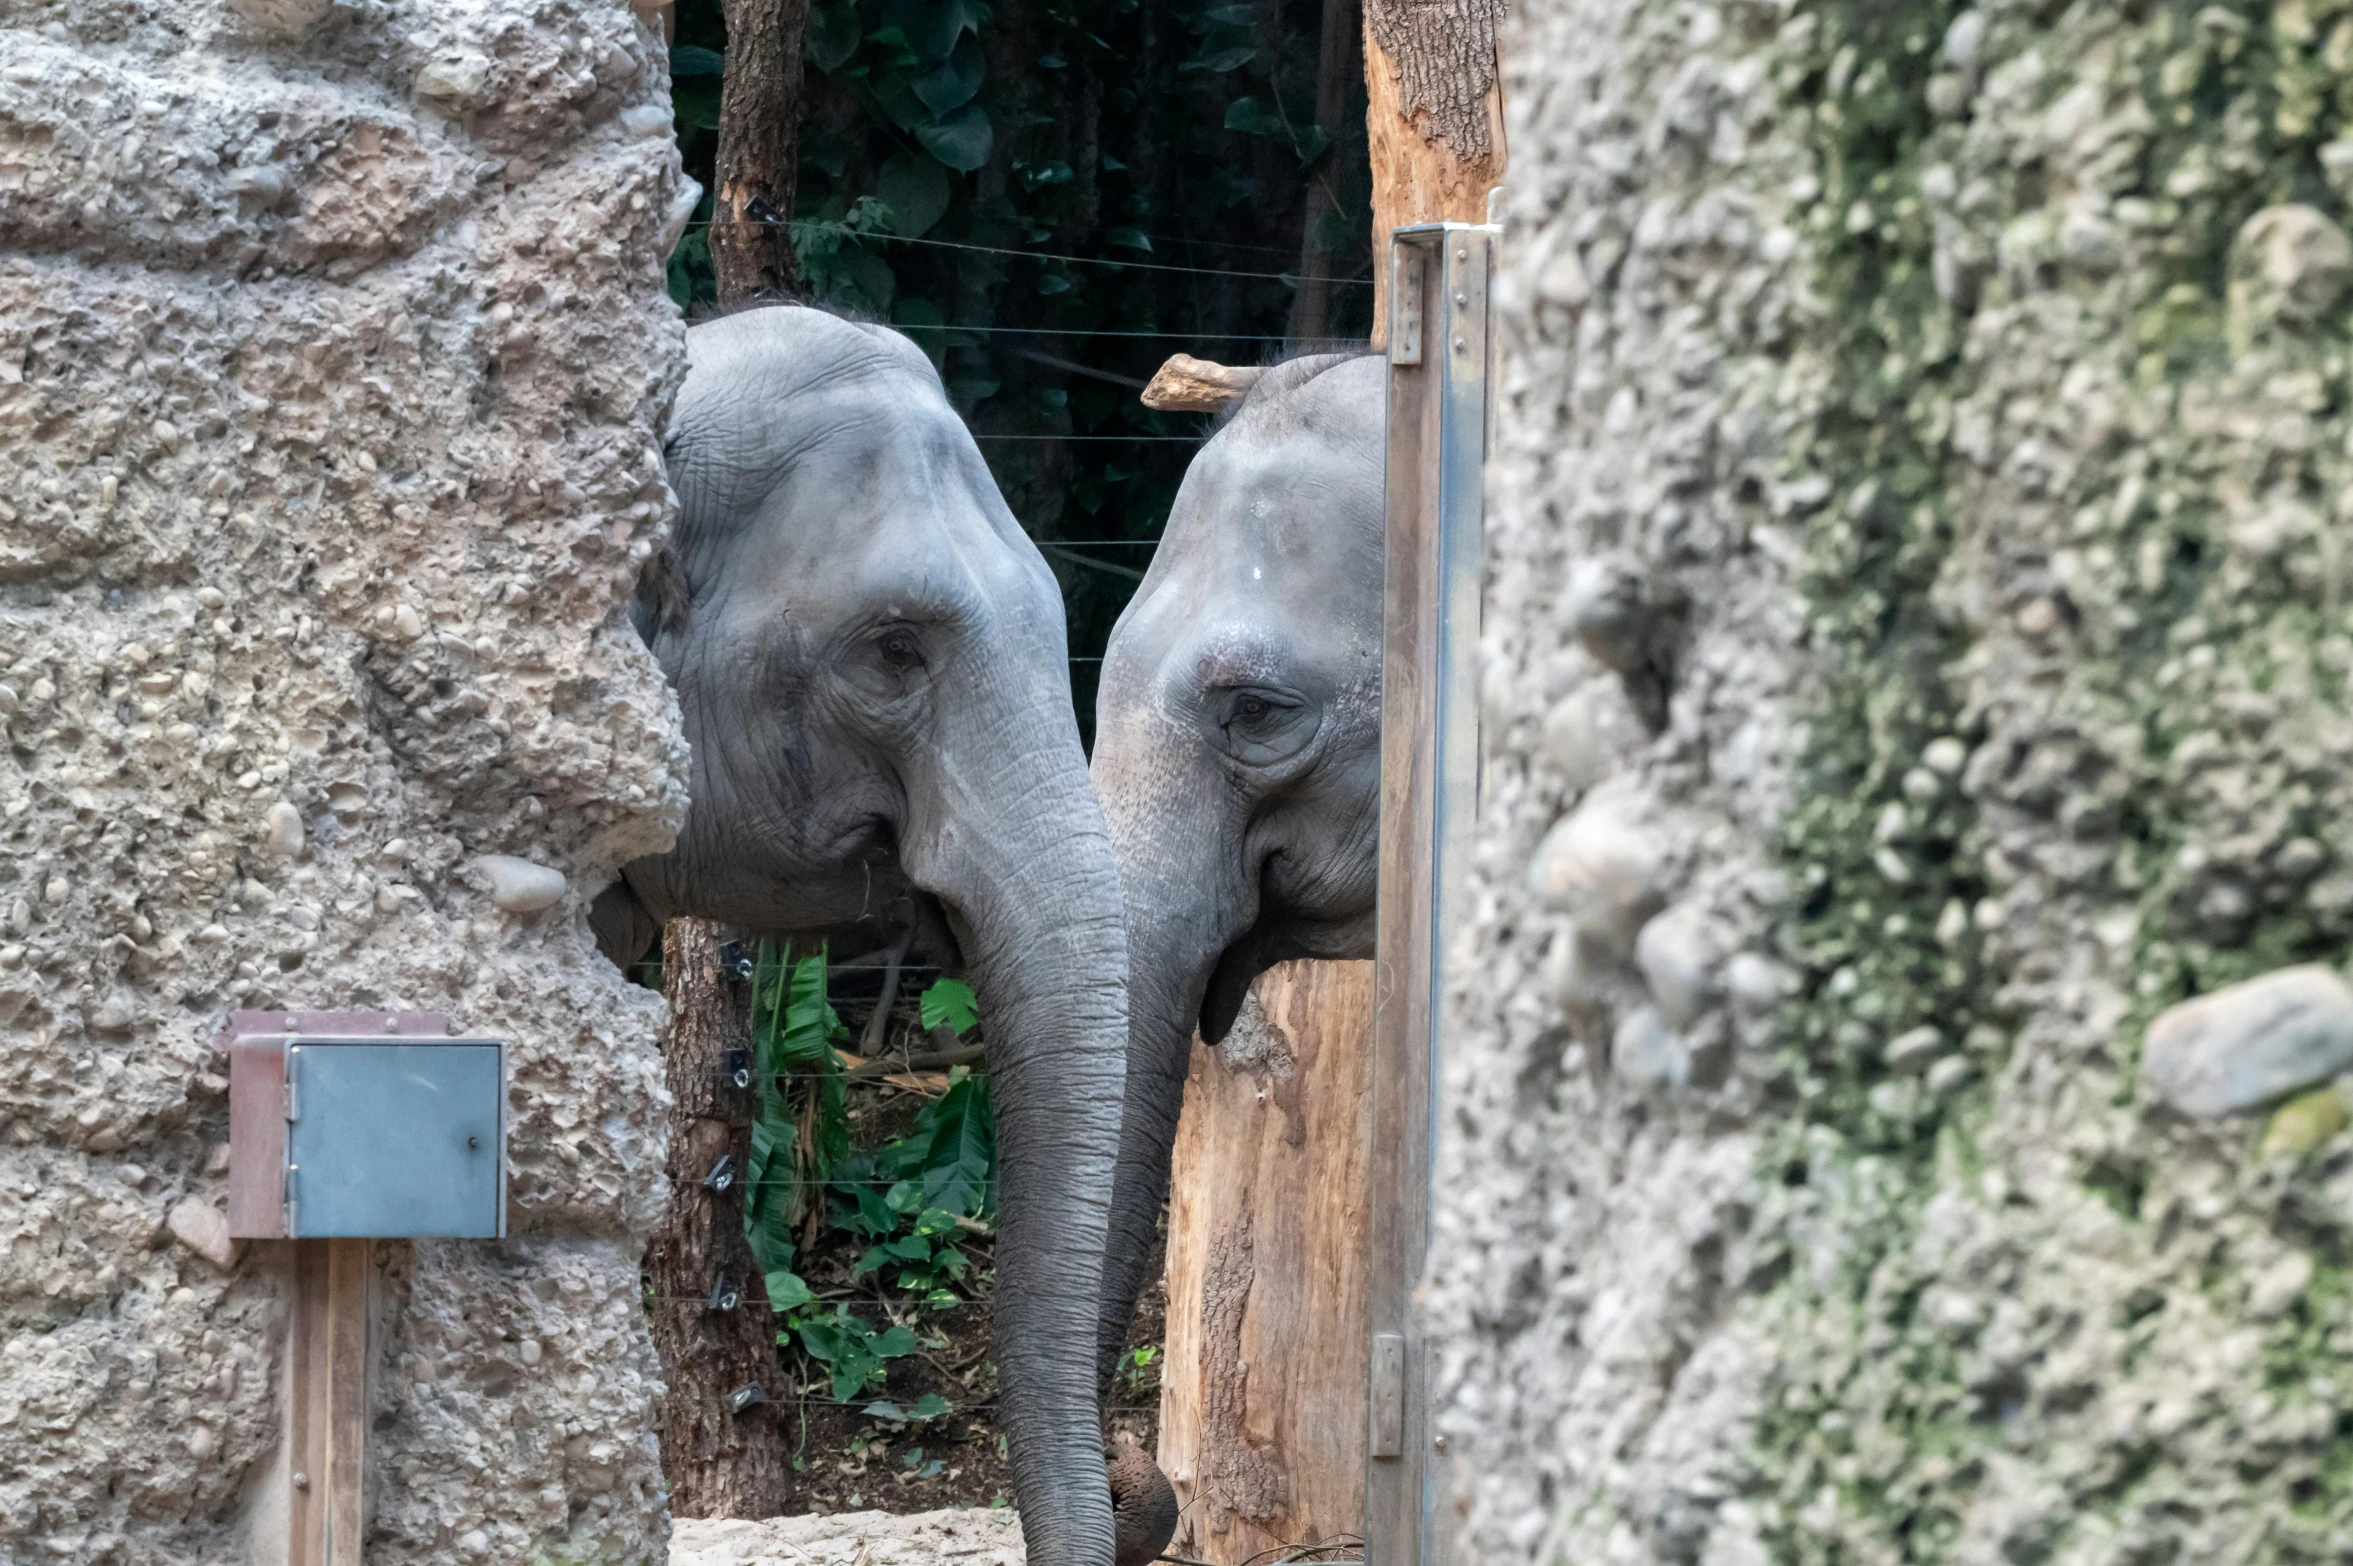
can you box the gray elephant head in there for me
[1087,352,1386,1396]
[606,305,1127,1566]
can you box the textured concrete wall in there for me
[0,0,693,1559]
[1431,2,2353,1562]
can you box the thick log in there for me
[1157,960,1374,1565]
[1361,0,1508,343]
[644,917,786,1518]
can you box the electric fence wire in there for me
[692,217,1377,287]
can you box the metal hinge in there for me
[1369,1332,1404,1458]
[1390,249,1425,367]
[284,1163,299,1238]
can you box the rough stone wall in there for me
[0,0,694,1558]
[1432,1,2353,1562]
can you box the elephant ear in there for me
[631,542,692,641]
[1140,353,1264,413]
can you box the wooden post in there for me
[643,917,787,1518]
[1156,960,1374,1566]
[1367,223,1495,1566]
[287,1238,370,1566]
[1360,0,1507,345]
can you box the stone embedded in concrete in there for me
[1527,789,1666,955]
[479,854,568,913]
[2232,204,2353,322]
[166,1197,236,1271]
[1610,1006,1686,1089]
[263,800,305,858]
[2140,967,2353,1118]
[1633,901,1718,1029]
[1884,1025,1948,1076]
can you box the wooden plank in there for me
[287,1239,332,1566]
[326,1239,370,1563]
[1366,236,1443,1566]
[226,1037,286,1238]
[1158,960,1375,1566]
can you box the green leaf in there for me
[1183,45,1257,73]
[885,1232,933,1260]
[852,1244,894,1279]
[672,87,721,131]
[1103,226,1152,251]
[1037,273,1071,296]
[918,978,979,1036]
[910,1393,952,1419]
[865,1400,909,1421]
[877,153,952,239]
[1291,123,1332,163]
[885,0,982,63]
[853,1184,899,1235]
[764,1269,813,1311]
[916,104,993,172]
[808,0,862,71]
[1223,96,1285,136]
[669,44,725,76]
[913,33,984,115]
[873,1325,919,1357]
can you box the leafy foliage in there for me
[834,1069,995,1306]
[742,946,999,1407]
[743,941,848,1295]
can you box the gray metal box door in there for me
[286,1041,506,1238]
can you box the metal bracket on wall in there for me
[1366,216,1496,1566]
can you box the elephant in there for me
[1086,351,1387,1490]
[594,304,1135,1566]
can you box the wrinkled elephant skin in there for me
[609,307,1128,1566]
[1088,352,1386,1415]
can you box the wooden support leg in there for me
[289,1238,370,1566]
[1158,960,1374,1566]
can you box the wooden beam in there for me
[287,1238,369,1565]
[1367,225,1494,1565]
[1157,960,1374,1566]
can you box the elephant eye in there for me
[877,628,925,670]
[1216,686,1316,764]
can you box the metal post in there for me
[1364,216,1495,1566]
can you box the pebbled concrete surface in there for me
[671,1508,1027,1566]
[0,0,694,1560]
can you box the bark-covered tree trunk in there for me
[644,917,785,1518]
[1429,2,2353,1562]
[710,0,812,301]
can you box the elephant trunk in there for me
[904,702,1129,1566]
[1089,844,1231,1396]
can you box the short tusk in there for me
[1140,353,1265,412]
